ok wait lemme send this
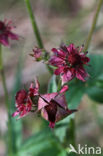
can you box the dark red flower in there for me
[49,44,90,84]
[38,85,77,128]
[12,79,39,119]
[28,78,40,96]
[0,20,18,46]
[32,47,42,61]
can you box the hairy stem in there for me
[84,0,103,51]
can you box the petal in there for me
[38,93,57,110]
[54,66,64,75]
[41,108,48,121]
[76,66,89,81]
[49,56,63,66]
[19,110,28,119]
[59,85,68,94]
[54,94,68,109]
[12,111,19,117]
[81,55,90,64]
[45,101,57,123]
[67,43,75,53]
[56,108,77,122]
[16,90,27,105]
[61,70,74,85]
[52,48,65,58]
[41,107,56,129]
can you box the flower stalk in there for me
[64,118,76,148]
[84,0,103,51]
[0,45,14,156]
[24,0,44,49]
[0,45,9,108]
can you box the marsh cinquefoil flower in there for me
[49,44,90,84]
[30,47,42,61]
[38,85,77,128]
[0,20,18,46]
[12,79,39,119]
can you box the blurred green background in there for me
[0,0,103,155]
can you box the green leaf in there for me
[86,54,103,103]
[57,150,67,156]
[66,80,85,109]
[55,115,75,143]
[86,86,103,103]
[18,128,54,155]
[86,54,103,82]
[48,75,57,93]
[37,142,63,156]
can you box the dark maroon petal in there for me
[52,48,65,58]
[16,90,27,105]
[51,48,62,56]
[67,43,76,53]
[81,55,90,64]
[76,66,89,81]
[19,107,28,118]
[41,103,56,128]
[45,100,57,123]
[26,99,32,111]
[56,108,77,122]
[54,66,64,75]
[49,56,64,67]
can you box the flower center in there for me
[45,100,57,123]
[68,53,81,66]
